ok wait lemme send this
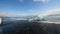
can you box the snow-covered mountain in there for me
[0,12,38,23]
[42,9,60,22]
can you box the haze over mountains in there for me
[45,14,60,22]
[0,9,60,23]
[0,12,38,24]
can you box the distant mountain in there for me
[44,14,60,22]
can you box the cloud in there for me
[33,0,50,3]
[38,8,60,16]
[0,12,8,16]
[19,0,23,2]
[0,12,18,17]
[27,9,38,15]
[0,11,31,17]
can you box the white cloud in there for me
[38,8,60,16]
[27,10,38,15]
[33,0,50,3]
[0,12,8,16]
[0,12,17,17]
[19,0,23,2]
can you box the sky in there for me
[0,0,60,16]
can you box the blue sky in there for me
[0,0,60,16]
